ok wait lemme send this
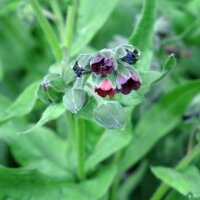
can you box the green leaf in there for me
[0,95,10,113]
[0,122,72,179]
[0,0,21,16]
[118,162,148,200]
[86,129,132,171]
[20,103,65,134]
[0,82,39,125]
[63,88,88,113]
[0,56,3,80]
[94,101,125,129]
[120,80,200,171]
[70,0,119,57]
[165,191,200,200]
[0,164,116,200]
[155,55,176,82]
[151,166,200,198]
[129,0,156,70]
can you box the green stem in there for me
[74,117,85,181]
[64,0,77,49]
[29,0,62,61]
[50,0,65,43]
[109,152,122,200]
[150,143,200,200]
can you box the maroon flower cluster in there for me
[72,45,141,99]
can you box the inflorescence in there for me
[71,44,142,99]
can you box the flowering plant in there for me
[1,0,200,200]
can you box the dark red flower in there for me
[95,79,115,98]
[91,56,114,75]
[119,73,141,95]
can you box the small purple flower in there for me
[119,73,141,95]
[122,50,139,64]
[91,56,114,75]
[73,65,85,78]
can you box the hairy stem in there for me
[64,0,77,49]
[29,0,62,61]
[187,126,200,153]
[150,143,200,200]
[109,152,122,200]
[50,0,65,43]
[74,117,85,181]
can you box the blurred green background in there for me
[1,0,200,199]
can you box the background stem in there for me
[29,0,62,61]
[74,117,85,181]
[50,0,65,43]
[150,143,200,200]
[109,152,122,200]
[64,0,77,49]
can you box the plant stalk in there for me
[50,0,65,43]
[150,143,200,200]
[109,152,122,200]
[29,0,62,61]
[74,117,85,181]
[64,0,77,49]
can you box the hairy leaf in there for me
[70,0,119,56]
[120,80,200,171]
[86,129,131,171]
[0,82,39,125]
[0,122,72,179]
[155,55,176,82]
[20,103,65,134]
[129,0,156,70]
[152,166,200,198]
[0,164,116,200]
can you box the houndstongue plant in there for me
[3,0,200,200]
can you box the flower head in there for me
[122,50,139,64]
[91,56,114,75]
[95,79,115,98]
[119,73,141,95]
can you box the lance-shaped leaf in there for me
[0,81,39,125]
[129,0,156,70]
[120,80,200,171]
[0,164,116,200]
[70,0,119,57]
[18,103,66,134]
[154,54,176,82]
[151,166,200,198]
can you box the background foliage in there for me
[1,0,200,200]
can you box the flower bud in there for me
[63,88,88,113]
[93,101,125,129]
[71,54,92,78]
[121,49,140,65]
[37,73,66,103]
